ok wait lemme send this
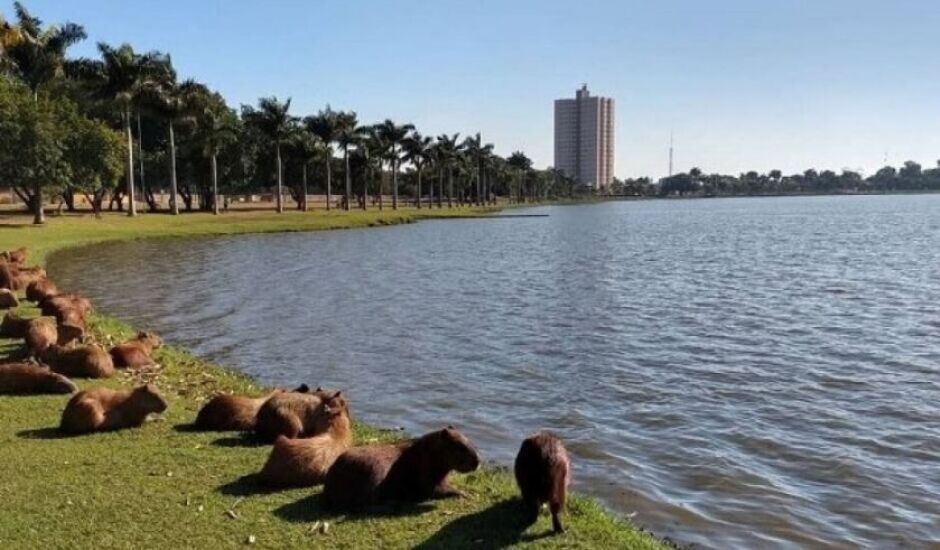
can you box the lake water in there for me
[48,196,940,548]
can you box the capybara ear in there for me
[332,391,342,399]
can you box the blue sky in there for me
[7,0,940,178]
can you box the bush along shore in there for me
[0,209,667,549]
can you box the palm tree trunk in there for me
[392,150,399,210]
[325,152,332,211]
[344,146,351,211]
[438,167,444,208]
[211,154,220,215]
[124,111,137,217]
[362,164,369,211]
[276,143,284,213]
[136,113,147,208]
[416,167,422,209]
[378,164,384,211]
[169,123,179,215]
[447,166,453,208]
[32,182,44,225]
[301,163,308,212]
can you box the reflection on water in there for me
[49,195,940,548]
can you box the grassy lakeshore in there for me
[0,208,666,549]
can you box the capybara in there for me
[514,432,571,534]
[24,317,57,354]
[255,387,334,441]
[193,384,312,431]
[258,392,352,487]
[109,331,162,368]
[60,384,167,434]
[0,312,30,338]
[42,344,114,378]
[40,293,92,318]
[3,247,27,266]
[0,362,77,394]
[26,279,58,303]
[324,426,481,511]
[0,289,19,309]
[12,266,46,290]
[57,323,85,346]
[54,307,87,330]
[0,263,15,291]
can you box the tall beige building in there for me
[554,85,615,188]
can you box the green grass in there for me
[0,208,667,549]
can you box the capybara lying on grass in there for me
[109,331,162,368]
[40,293,92,318]
[60,384,167,434]
[194,384,312,431]
[324,426,480,511]
[26,279,58,303]
[2,247,28,266]
[259,392,352,487]
[42,344,114,378]
[0,362,76,395]
[25,317,57,354]
[0,312,30,338]
[13,266,46,290]
[255,387,333,441]
[515,432,571,534]
[0,289,19,309]
[56,322,85,346]
[0,263,16,291]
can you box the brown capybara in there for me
[26,279,58,303]
[0,312,30,338]
[41,344,114,378]
[193,384,312,431]
[60,384,167,434]
[0,362,77,395]
[57,323,85,346]
[25,317,57,354]
[0,288,19,309]
[258,391,353,487]
[3,247,27,266]
[40,293,92,318]
[12,266,46,290]
[109,331,162,368]
[324,426,481,511]
[255,387,334,441]
[0,263,15,291]
[54,307,87,330]
[514,432,571,534]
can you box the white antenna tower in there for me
[668,131,674,177]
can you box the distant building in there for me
[554,84,615,189]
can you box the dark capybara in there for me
[54,307,87,330]
[25,317,57,354]
[255,387,334,441]
[25,278,58,303]
[259,392,352,487]
[0,263,15,291]
[0,288,19,309]
[0,312,30,338]
[56,322,84,346]
[0,362,77,394]
[3,247,28,266]
[109,331,162,368]
[514,432,570,534]
[324,426,480,511]
[12,266,46,291]
[41,344,114,378]
[60,384,167,434]
[194,384,312,431]
[40,293,92,318]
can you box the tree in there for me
[63,109,125,216]
[286,128,322,211]
[304,106,339,211]
[463,133,494,206]
[72,42,169,216]
[3,2,85,100]
[403,132,432,209]
[333,111,359,211]
[376,119,415,210]
[507,151,532,203]
[194,102,238,215]
[436,133,461,208]
[242,97,295,213]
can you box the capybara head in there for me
[432,426,481,473]
[133,384,168,413]
[57,323,85,346]
[322,391,348,417]
[136,331,163,348]
[45,370,78,394]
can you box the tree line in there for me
[0,3,580,224]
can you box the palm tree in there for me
[288,128,322,212]
[507,151,532,203]
[0,13,24,74]
[304,106,339,211]
[73,42,169,216]
[194,104,238,215]
[436,133,461,208]
[242,97,295,213]
[358,125,385,210]
[462,133,494,206]
[376,119,415,210]
[403,132,432,209]
[4,2,85,100]
[333,111,359,211]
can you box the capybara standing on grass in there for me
[324,426,480,511]
[0,312,30,338]
[26,279,59,303]
[514,432,570,534]
[41,344,114,378]
[0,362,77,395]
[259,392,353,487]
[0,289,19,309]
[255,387,333,441]
[25,317,57,354]
[60,384,167,434]
[109,331,162,368]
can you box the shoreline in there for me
[0,207,668,549]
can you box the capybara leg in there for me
[550,501,565,534]
[521,497,540,526]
